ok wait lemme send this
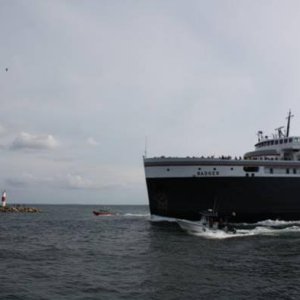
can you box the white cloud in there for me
[65,173,94,189]
[10,132,59,151]
[87,137,99,146]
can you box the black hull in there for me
[146,177,300,223]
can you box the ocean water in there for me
[1,205,300,300]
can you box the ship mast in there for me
[286,110,294,137]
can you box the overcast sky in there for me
[1,0,300,204]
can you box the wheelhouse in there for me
[244,111,300,161]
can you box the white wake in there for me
[179,219,300,239]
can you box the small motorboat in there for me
[177,209,236,234]
[177,219,211,233]
[93,210,114,216]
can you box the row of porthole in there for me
[269,168,298,174]
[166,167,236,172]
[198,167,226,171]
[245,173,255,177]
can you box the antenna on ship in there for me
[286,110,294,137]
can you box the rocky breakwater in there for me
[0,206,41,213]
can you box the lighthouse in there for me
[2,191,7,207]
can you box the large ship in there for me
[143,111,300,223]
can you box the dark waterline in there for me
[1,205,300,300]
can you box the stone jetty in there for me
[0,206,41,213]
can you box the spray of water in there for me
[186,220,300,239]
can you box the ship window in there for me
[231,167,234,170]
[286,169,289,174]
[293,169,297,174]
[289,138,293,143]
[280,140,283,144]
[166,168,170,171]
[213,168,216,171]
[284,139,288,143]
[245,173,249,177]
[251,173,255,177]
[198,167,201,170]
[243,166,259,172]
[270,168,273,174]
[275,140,278,145]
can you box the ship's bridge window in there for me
[243,166,259,172]
[280,139,283,144]
[275,140,278,145]
[284,139,288,143]
[289,138,293,143]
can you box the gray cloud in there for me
[10,132,59,151]
[0,124,7,136]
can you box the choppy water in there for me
[1,205,300,299]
